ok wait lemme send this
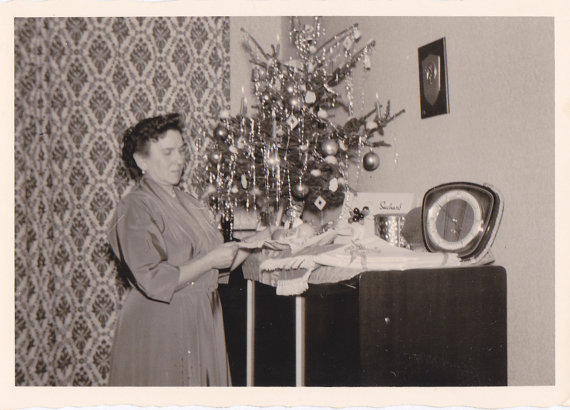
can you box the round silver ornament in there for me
[208,151,222,163]
[321,139,339,156]
[363,151,380,171]
[292,182,310,199]
[214,124,228,139]
[288,95,302,111]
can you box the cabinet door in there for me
[305,279,360,386]
[359,266,507,386]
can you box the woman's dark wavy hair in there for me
[122,113,184,179]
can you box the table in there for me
[235,260,507,386]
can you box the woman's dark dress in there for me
[107,176,231,386]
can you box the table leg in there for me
[295,295,306,386]
[246,279,255,386]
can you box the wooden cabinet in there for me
[220,265,507,386]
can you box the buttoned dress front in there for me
[107,176,231,386]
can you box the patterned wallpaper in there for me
[14,17,231,386]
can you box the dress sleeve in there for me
[108,197,181,303]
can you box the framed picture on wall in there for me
[418,37,449,119]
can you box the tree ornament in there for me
[208,151,222,163]
[305,90,317,104]
[314,196,327,211]
[288,95,302,111]
[349,207,368,224]
[366,120,377,130]
[310,169,322,177]
[214,124,228,139]
[329,177,339,192]
[292,182,310,199]
[237,137,247,150]
[267,151,281,169]
[286,114,299,129]
[285,81,296,94]
[324,155,338,165]
[230,185,239,194]
[321,139,339,156]
[363,151,380,171]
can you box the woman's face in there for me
[135,129,186,187]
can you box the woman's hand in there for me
[177,242,239,290]
[207,242,239,270]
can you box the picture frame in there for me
[418,37,449,119]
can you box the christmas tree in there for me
[202,17,404,227]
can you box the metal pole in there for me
[295,295,306,386]
[246,280,255,386]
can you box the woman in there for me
[107,113,267,386]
